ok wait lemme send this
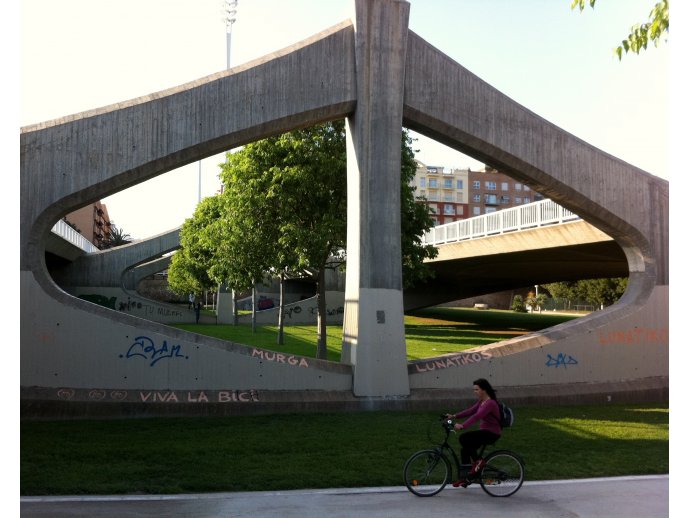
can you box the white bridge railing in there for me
[51,219,100,253]
[422,199,580,246]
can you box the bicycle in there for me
[403,415,525,498]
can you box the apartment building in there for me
[63,201,114,249]
[412,161,469,226]
[467,167,544,217]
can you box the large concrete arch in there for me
[21,0,667,417]
[401,31,667,400]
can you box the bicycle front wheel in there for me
[403,449,450,497]
[479,450,525,497]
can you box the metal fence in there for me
[422,199,580,246]
[51,219,100,253]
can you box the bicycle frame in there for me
[435,417,491,482]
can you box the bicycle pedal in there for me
[452,480,469,488]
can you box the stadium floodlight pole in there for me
[199,1,238,204]
[224,0,238,70]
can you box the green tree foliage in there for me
[217,122,347,355]
[172,121,437,360]
[544,277,628,308]
[101,225,131,249]
[525,292,547,313]
[167,196,225,300]
[571,0,669,60]
[511,294,527,313]
[400,131,439,288]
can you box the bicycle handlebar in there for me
[439,414,455,432]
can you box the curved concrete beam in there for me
[21,21,356,273]
[20,22,357,397]
[125,255,173,290]
[20,0,667,412]
[52,228,181,288]
[403,31,668,287]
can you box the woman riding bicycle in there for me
[447,378,502,472]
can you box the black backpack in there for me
[498,402,514,428]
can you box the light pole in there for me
[222,1,238,320]
[199,2,239,204]
[224,1,238,70]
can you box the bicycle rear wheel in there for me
[479,450,524,497]
[403,449,450,497]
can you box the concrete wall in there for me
[21,22,358,403]
[236,291,345,326]
[20,0,667,416]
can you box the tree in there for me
[167,196,225,302]
[543,277,628,309]
[175,120,437,360]
[101,225,131,249]
[571,0,669,60]
[525,291,547,313]
[400,131,439,288]
[511,294,527,313]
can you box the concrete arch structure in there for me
[21,0,667,417]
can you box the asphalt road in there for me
[20,475,669,517]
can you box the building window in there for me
[485,207,497,214]
[428,204,437,214]
[428,192,438,201]
[514,197,522,204]
[524,185,530,191]
[456,193,464,202]
[444,193,453,202]
[456,180,463,189]
[444,179,453,189]
[534,193,544,201]
[473,180,480,189]
[427,167,438,174]
[500,195,510,204]
[472,194,481,202]
[419,178,426,188]
[485,181,496,190]
[484,194,498,205]
[523,197,530,203]
[443,204,455,215]
[457,205,464,215]
[515,183,522,191]
[501,182,509,191]
[473,207,481,216]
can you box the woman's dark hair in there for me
[473,378,497,400]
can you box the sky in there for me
[19,0,678,241]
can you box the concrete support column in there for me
[341,0,410,397]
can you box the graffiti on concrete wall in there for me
[79,294,184,318]
[309,306,344,317]
[54,388,260,403]
[138,390,259,403]
[121,336,189,367]
[545,352,578,369]
[79,294,117,309]
[598,328,668,345]
[412,351,492,373]
[251,348,310,368]
[283,306,303,319]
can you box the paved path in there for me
[21,475,668,517]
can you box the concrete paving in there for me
[20,475,668,517]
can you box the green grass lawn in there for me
[173,307,580,361]
[20,403,668,495]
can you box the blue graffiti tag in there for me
[545,352,578,369]
[121,336,188,367]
